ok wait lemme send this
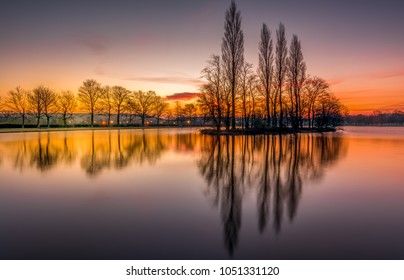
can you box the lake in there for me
[0,126,403,259]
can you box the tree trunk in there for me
[117,108,120,126]
[266,91,270,127]
[218,106,222,131]
[91,109,94,128]
[231,83,236,130]
[226,105,230,131]
[22,114,25,129]
[279,88,283,128]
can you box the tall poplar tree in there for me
[222,1,244,130]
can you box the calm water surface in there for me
[0,127,403,259]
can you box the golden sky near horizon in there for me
[1,0,403,115]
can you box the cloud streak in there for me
[378,102,404,110]
[364,69,404,80]
[126,76,203,86]
[377,70,404,79]
[94,66,105,76]
[165,92,200,101]
[326,79,344,86]
[76,36,108,55]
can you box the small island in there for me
[200,127,337,136]
[197,2,345,135]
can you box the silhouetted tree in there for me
[6,86,29,128]
[154,96,169,126]
[40,86,58,128]
[287,34,306,130]
[184,103,197,125]
[28,86,45,128]
[128,90,158,126]
[174,101,184,126]
[222,0,244,130]
[199,54,225,130]
[239,61,254,128]
[57,91,77,127]
[303,76,329,128]
[275,23,287,128]
[315,92,345,128]
[78,79,102,127]
[258,23,273,127]
[100,85,113,126]
[111,85,131,126]
[248,73,262,127]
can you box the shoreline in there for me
[200,127,337,135]
[0,126,340,135]
[0,126,189,134]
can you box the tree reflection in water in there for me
[77,130,169,176]
[2,130,169,176]
[197,133,347,256]
[0,129,346,257]
[30,132,61,172]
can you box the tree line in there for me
[0,80,175,128]
[198,1,346,131]
[344,110,404,126]
[0,80,216,129]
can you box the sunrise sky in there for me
[1,0,403,114]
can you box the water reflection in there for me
[197,134,347,256]
[1,130,170,176]
[0,129,349,258]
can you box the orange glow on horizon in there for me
[331,73,404,114]
[1,63,402,116]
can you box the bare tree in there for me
[6,86,29,128]
[239,61,254,128]
[40,87,58,128]
[58,91,77,127]
[258,23,273,127]
[164,107,174,125]
[315,92,344,128]
[222,0,244,130]
[247,72,261,127]
[100,86,113,126]
[199,54,225,130]
[154,96,169,126]
[275,23,287,128]
[111,85,131,126]
[303,76,329,128]
[184,103,197,125]
[28,86,45,128]
[287,34,306,130]
[174,101,184,126]
[128,90,158,126]
[78,79,102,127]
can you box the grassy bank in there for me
[0,126,186,134]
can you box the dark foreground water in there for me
[0,127,403,259]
